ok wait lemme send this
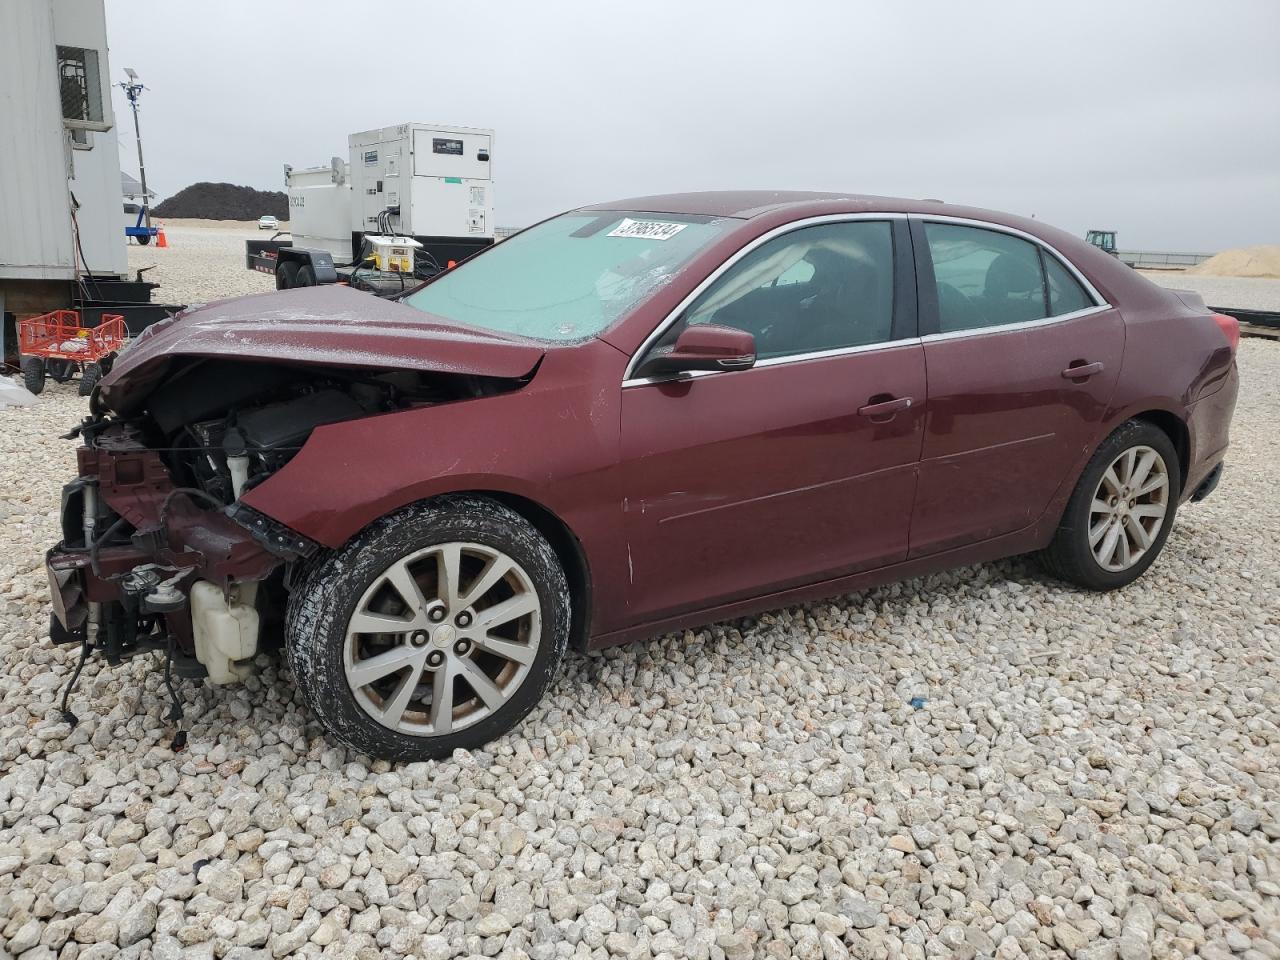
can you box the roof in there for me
[581,189,942,218]
[579,190,1086,261]
[578,190,1147,311]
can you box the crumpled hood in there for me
[97,285,545,413]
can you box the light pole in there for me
[119,67,150,229]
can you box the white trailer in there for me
[247,123,496,296]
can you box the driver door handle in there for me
[858,396,913,420]
[1061,360,1104,380]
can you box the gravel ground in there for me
[129,221,277,307]
[1,233,1278,959]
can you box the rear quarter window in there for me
[1044,253,1095,316]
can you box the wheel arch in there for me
[275,246,339,285]
[481,491,593,653]
[1034,404,1191,545]
[1129,408,1190,486]
[342,489,594,653]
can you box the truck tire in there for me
[285,496,571,761]
[78,362,102,397]
[295,264,316,287]
[276,260,299,290]
[21,356,45,395]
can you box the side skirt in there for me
[586,521,1052,651]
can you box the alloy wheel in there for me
[343,542,542,736]
[1088,445,1170,573]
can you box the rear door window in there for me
[924,223,1049,333]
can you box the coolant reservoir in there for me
[190,580,259,684]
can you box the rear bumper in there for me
[1183,361,1238,502]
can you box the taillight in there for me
[1212,312,1240,354]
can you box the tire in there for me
[78,362,102,397]
[285,496,571,761]
[46,359,73,383]
[1040,419,1181,590]
[21,356,45,395]
[276,260,299,290]
[136,234,150,246]
[294,264,316,287]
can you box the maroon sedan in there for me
[49,192,1239,759]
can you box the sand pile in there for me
[1189,245,1280,279]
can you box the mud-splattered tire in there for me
[285,496,571,761]
[1039,419,1180,590]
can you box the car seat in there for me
[983,253,1045,325]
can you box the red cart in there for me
[18,310,127,397]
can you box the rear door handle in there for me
[858,396,913,420]
[1061,361,1104,380]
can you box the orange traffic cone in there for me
[156,225,167,248]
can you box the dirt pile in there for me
[1189,245,1280,279]
[153,182,288,221]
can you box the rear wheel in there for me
[286,496,570,761]
[295,264,316,287]
[21,356,45,395]
[1040,420,1180,590]
[276,260,299,290]
[78,362,102,397]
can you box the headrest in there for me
[984,253,1040,298]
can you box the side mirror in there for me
[637,324,756,379]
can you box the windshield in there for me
[404,211,736,341]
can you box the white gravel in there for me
[129,220,278,307]
[1,230,1278,959]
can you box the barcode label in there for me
[607,218,688,241]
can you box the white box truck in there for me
[246,123,495,296]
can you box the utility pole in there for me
[119,68,150,228]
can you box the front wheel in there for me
[21,356,45,395]
[285,496,570,761]
[1040,420,1180,590]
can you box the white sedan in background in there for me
[258,215,280,230]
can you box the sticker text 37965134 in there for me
[607,218,688,241]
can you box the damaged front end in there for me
[45,286,545,726]
[47,355,533,721]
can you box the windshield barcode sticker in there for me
[607,218,688,241]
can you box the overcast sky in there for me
[104,0,1279,251]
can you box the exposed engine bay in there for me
[46,356,528,727]
[142,359,480,503]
